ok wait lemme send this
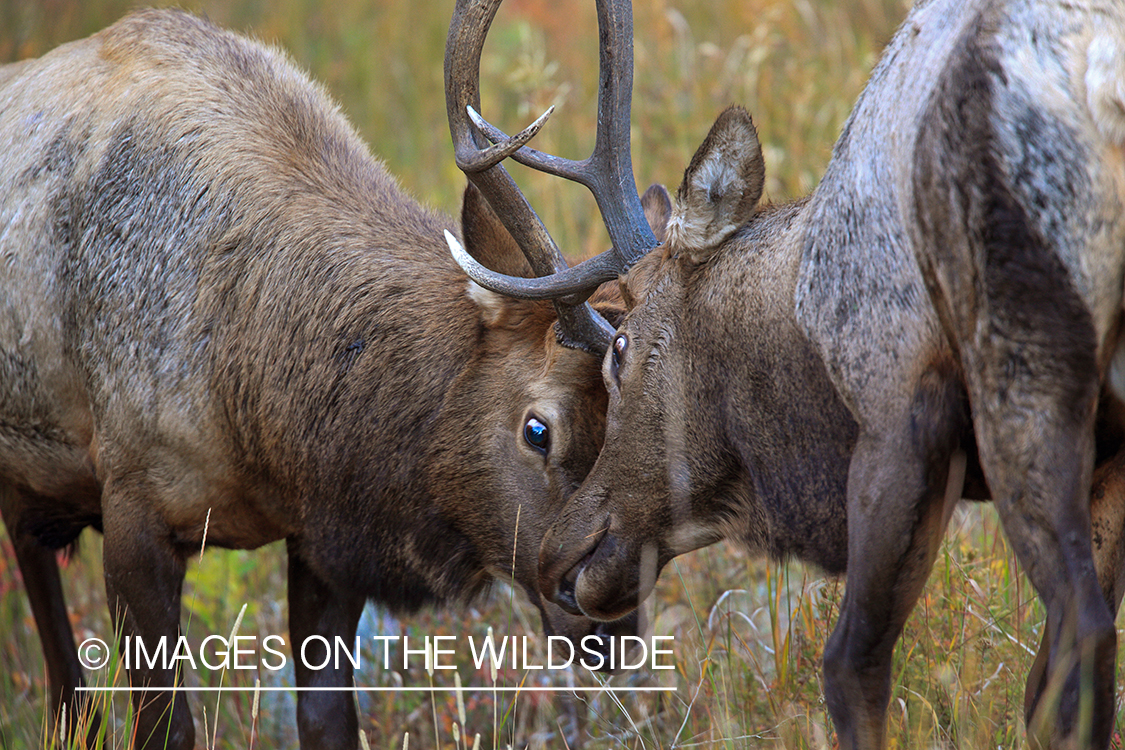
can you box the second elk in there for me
[447,0,1125,748]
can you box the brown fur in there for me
[0,10,632,750]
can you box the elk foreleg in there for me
[823,366,964,750]
[0,485,101,745]
[287,539,366,750]
[102,484,193,750]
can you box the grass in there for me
[7,503,1121,748]
[2,0,1124,748]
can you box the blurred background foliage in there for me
[1,0,906,256]
[7,1,1117,749]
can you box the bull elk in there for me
[446,0,1125,747]
[0,8,651,749]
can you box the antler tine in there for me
[457,105,554,174]
[467,0,658,272]
[444,231,616,354]
[444,230,628,300]
[446,0,572,282]
[445,0,656,354]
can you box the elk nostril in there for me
[542,519,609,612]
[553,540,601,615]
[555,569,582,615]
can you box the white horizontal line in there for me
[78,686,675,693]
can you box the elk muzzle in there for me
[539,506,659,623]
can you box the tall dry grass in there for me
[3,0,1123,748]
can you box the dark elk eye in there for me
[523,416,550,454]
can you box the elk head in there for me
[537,108,784,621]
[442,0,677,646]
[442,0,707,621]
[447,94,843,624]
[432,182,643,647]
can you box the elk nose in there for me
[546,531,603,615]
[540,513,609,607]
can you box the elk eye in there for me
[523,416,550,454]
[610,334,628,379]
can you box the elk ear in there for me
[641,183,672,243]
[459,184,543,327]
[609,184,673,310]
[668,105,764,264]
[459,183,535,279]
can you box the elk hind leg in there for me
[966,369,1114,749]
[1023,444,1125,739]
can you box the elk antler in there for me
[444,0,658,355]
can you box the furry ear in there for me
[459,183,535,278]
[667,106,765,264]
[458,184,542,327]
[641,183,672,243]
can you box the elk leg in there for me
[1088,447,1125,622]
[824,367,965,750]
[9,531,102,744]
[1023,446,1125,740]
[287,539,366,750]
[102,488,193,750]
[0,485,101,744]
[823,446,960,750]
[965,377,1114,749]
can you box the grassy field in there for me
[2,0,1124,748]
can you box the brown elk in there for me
[0,8,650,749]
[446,0,1125,747]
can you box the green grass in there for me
[3,0,1124,748]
